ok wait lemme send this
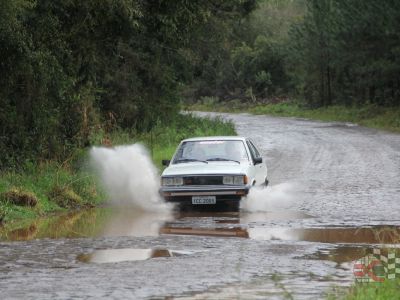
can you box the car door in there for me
[247,139,267,185]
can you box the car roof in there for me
[181,136,247,142]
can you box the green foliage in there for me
[288,0,400,107]
[229,36,289,99]
[1,188,38,207]
[187,0,400,113]
[183,0,304,103]
[0,0,252,168]
[49,186,84,209]
[0,160,103,222]
[340,280,400,300]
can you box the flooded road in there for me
[1,112,400,299]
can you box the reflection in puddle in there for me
[312,246,400,262]
[0,209,109,241]
[1,208,399,247]
[160,226,249,238]
[0,208,311,241]
[309,246,400,284]
[77,248,190,264]
[8,224,38,241]
[310,246,370,264]
[101,209,172,237]
[0,208,172,241]
[158,210,312,239]
[159,223,400,244]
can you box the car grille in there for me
[183,176,223,185]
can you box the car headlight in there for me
[223,175,246,185]
[223,176,233,185]
[162,177,183,186]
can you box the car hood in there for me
[161,162,250,176]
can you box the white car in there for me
[160,136,268,207]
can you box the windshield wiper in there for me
[206,158,240,164]
[175,158,208,164]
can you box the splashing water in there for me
[240,182,297,212]
[90,144,172,212]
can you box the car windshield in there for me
[173,140,249,164]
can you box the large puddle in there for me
[1,208,399,281]
[0,205,398,298]
[2,208,399,270]
[1,208,399,245]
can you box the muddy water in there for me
[1,112,400,299]
[1,207,399,299]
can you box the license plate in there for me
[192,196,216,205]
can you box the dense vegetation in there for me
[289,0,400,108]
[0,0,253,168]
[186,0,400,111]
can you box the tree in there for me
[0,0,259,167]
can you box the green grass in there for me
[0,161,102,224]
[328,280,400,300]
[143,113,236,168]
[0,113,236,224]
[187,101,400,133]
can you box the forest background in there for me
[2,0,400,167]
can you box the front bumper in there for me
[160,185,250,202]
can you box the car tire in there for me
[265,178,269,186]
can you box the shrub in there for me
[1,187,38,207]
[49,186,84,209]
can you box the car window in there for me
[248,140,261,158]
[246,140,262,164]
[246,141,256,162]
[174,140,249,163]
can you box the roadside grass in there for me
[329,280,400,300]
[0,162,102,224]
[187,101,400,133]
[0,113,236,225]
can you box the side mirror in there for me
[162,159,170,166]
[254,157,262,165]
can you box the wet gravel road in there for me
[1,112,400,299]
[213,112,400,227]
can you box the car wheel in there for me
[265,178,269,186]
